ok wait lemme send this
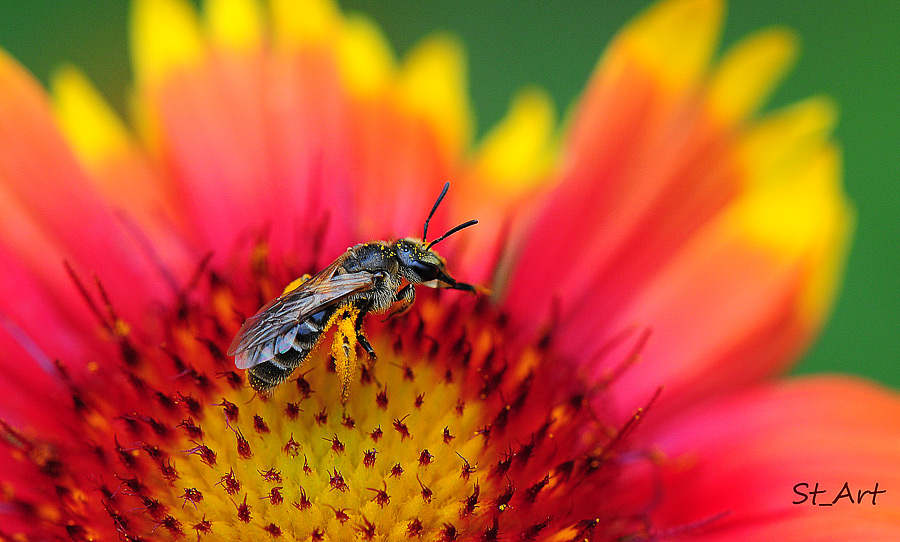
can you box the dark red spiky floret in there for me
[325,434,345,453]
[367,483,390,508]
[393,415,411,440]
[357,518,377,540]
[375,388,389,409]
[260,468,282,483]
[285,402,301,419]
[293,487,312,511]
[363,448,377,468]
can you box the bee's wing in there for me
[228,266,377,369]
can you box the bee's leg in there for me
[381,284,416,322]
[331,306,360,404]
[355,312,377,361]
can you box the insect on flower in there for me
[227,182,478,398]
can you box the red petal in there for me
[580,215,811,416]
[637,377,900,538]
[0,50,184,319]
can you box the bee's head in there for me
[394,182,478,290]
[394,238,451,284]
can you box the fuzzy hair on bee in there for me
[227,182,478,399]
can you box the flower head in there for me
[1,0,898,541]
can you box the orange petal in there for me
[579,213,808,416]
[452,88,558,282]
[347,97,453,242]
[570,129,847,415]
[502,1,849,419]
[149,52,276,253]
[503,100,742,336]
[503,0,730,325]
[258,49,360,256]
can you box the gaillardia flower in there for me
[1,0,897,540]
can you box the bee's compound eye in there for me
[409,261,439,281]
[374,271,387,284]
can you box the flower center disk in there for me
[161,340,492,540]
[6,263,626,541]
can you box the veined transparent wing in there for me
[228,263,376,369]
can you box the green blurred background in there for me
[0,1,897,387]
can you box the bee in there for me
[227,183,478,398]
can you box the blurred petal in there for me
[708,28,799,123]
[455,87,558,281]
[50,67,186,237]
[586,211,806,414]
[348,97,451,241]
[270,0,340,49]
[619,0,722,94]
[51,67,131,171]
[148,47,275,254]
[0,50,181,317]
[0,244,94,370]
[734,142,852,325]
[333,16,452,240]
[592,122,846,416]
[205,0,264,52]
[397,34,472,158]
[337,14,395,99]
[472,87,556,193]
[131,0,205,89]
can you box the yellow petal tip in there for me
[709,27,799,123]
[476,87,557,192]
[398,33,472,155]
[51,66,130,170]
[337,14,396,98]
[131,0,205,87]
[619,0,723,92]
[733,144,852,325]
[205,0,264,52]
[741,96,839,191]
[271,0,341,49]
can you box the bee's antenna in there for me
[426,219,478,250]
[423,182,450,242]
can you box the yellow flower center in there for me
[156,341,490,540]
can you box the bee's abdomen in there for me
[248,348,309,392]
[248,307,334,393]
